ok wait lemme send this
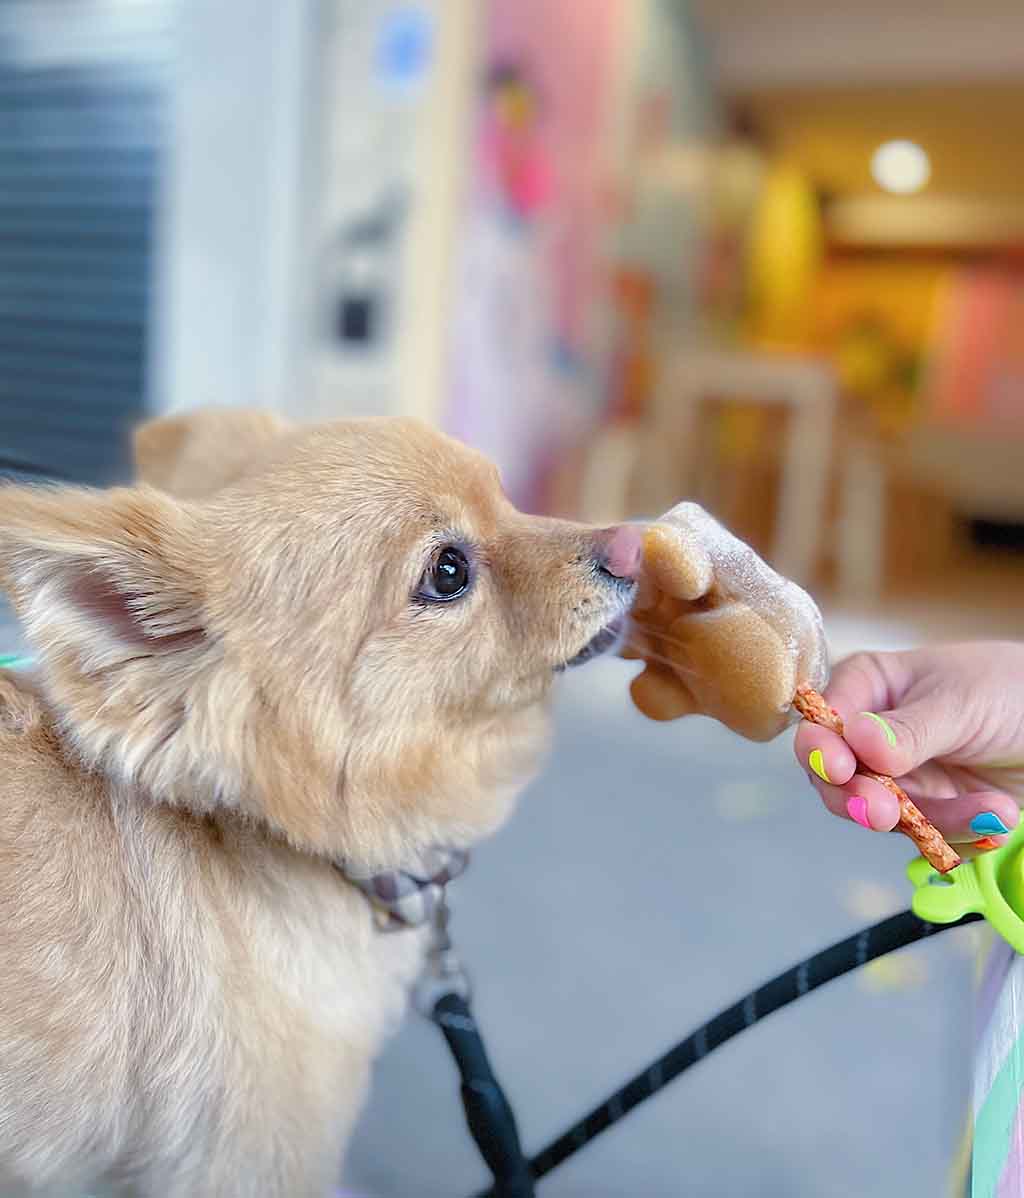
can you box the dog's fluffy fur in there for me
[0,411,637,1196]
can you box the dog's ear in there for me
[134,407,290,498]
[0,482,208,684]
[0,482,218,790]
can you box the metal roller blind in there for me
[0,0,173,485]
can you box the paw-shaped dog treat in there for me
[624,503,829,742]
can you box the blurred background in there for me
[2,0,1024,1194]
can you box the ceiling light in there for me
[871,140,930,195]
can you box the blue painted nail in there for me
[970,812,1010,836]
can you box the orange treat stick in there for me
[793,684,961,874]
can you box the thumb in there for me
[841,690,962,779]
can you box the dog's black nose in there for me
[594,525,643,583]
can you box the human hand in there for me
[793,643,1024,848]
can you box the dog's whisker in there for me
[620,636,700,678]
[629,622,699,663]
[624,623,702,672]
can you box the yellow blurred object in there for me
[857,953,929,993]
[815,260,945,350]
[711,141,764,234]
[716,405,762,463]
[833,314,921,436]
[873,384,917,437]
[841,879,904,922]
[745,163,823,348]
[494,85,534,131]
[836,328,889,395]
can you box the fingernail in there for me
[973,836,1001,853]
[860,712,897,747]
[971,812,1011,836]
[847,795,872,830]
[808,748,831,784]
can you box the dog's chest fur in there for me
[0,676,425,1196]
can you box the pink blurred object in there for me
[926,269,1024,430]
[445,0,623,512]
[484,0,621,345]
[479,120,554,219]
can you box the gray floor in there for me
[0,612,974,1197]
[345,657,975,1198]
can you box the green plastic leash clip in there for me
[909,819,1024,953]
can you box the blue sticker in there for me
[376,6,433,92]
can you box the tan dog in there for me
[0,411,642,1197]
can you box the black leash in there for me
[428,908,982,1198]
[416,899,536,1198]
[433,993,535,1198]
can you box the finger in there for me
[841,691,962,779]
[820,651,912,725]
[811,774,901,832]
[793,724,858,787]
[910,790,1021,846]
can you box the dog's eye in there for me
[417,546,471,602]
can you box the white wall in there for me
[391,0,479,428]
[150,0,317,416]
[151,0,478,427]
[296,0,478,427]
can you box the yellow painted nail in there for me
[808,748,831,784]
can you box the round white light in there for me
[871,140,930,195]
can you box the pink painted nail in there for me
[847,795,872,830]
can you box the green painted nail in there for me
[808,748,831,784]
[860,712,896,747]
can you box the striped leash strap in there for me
[467,909,982,1196]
